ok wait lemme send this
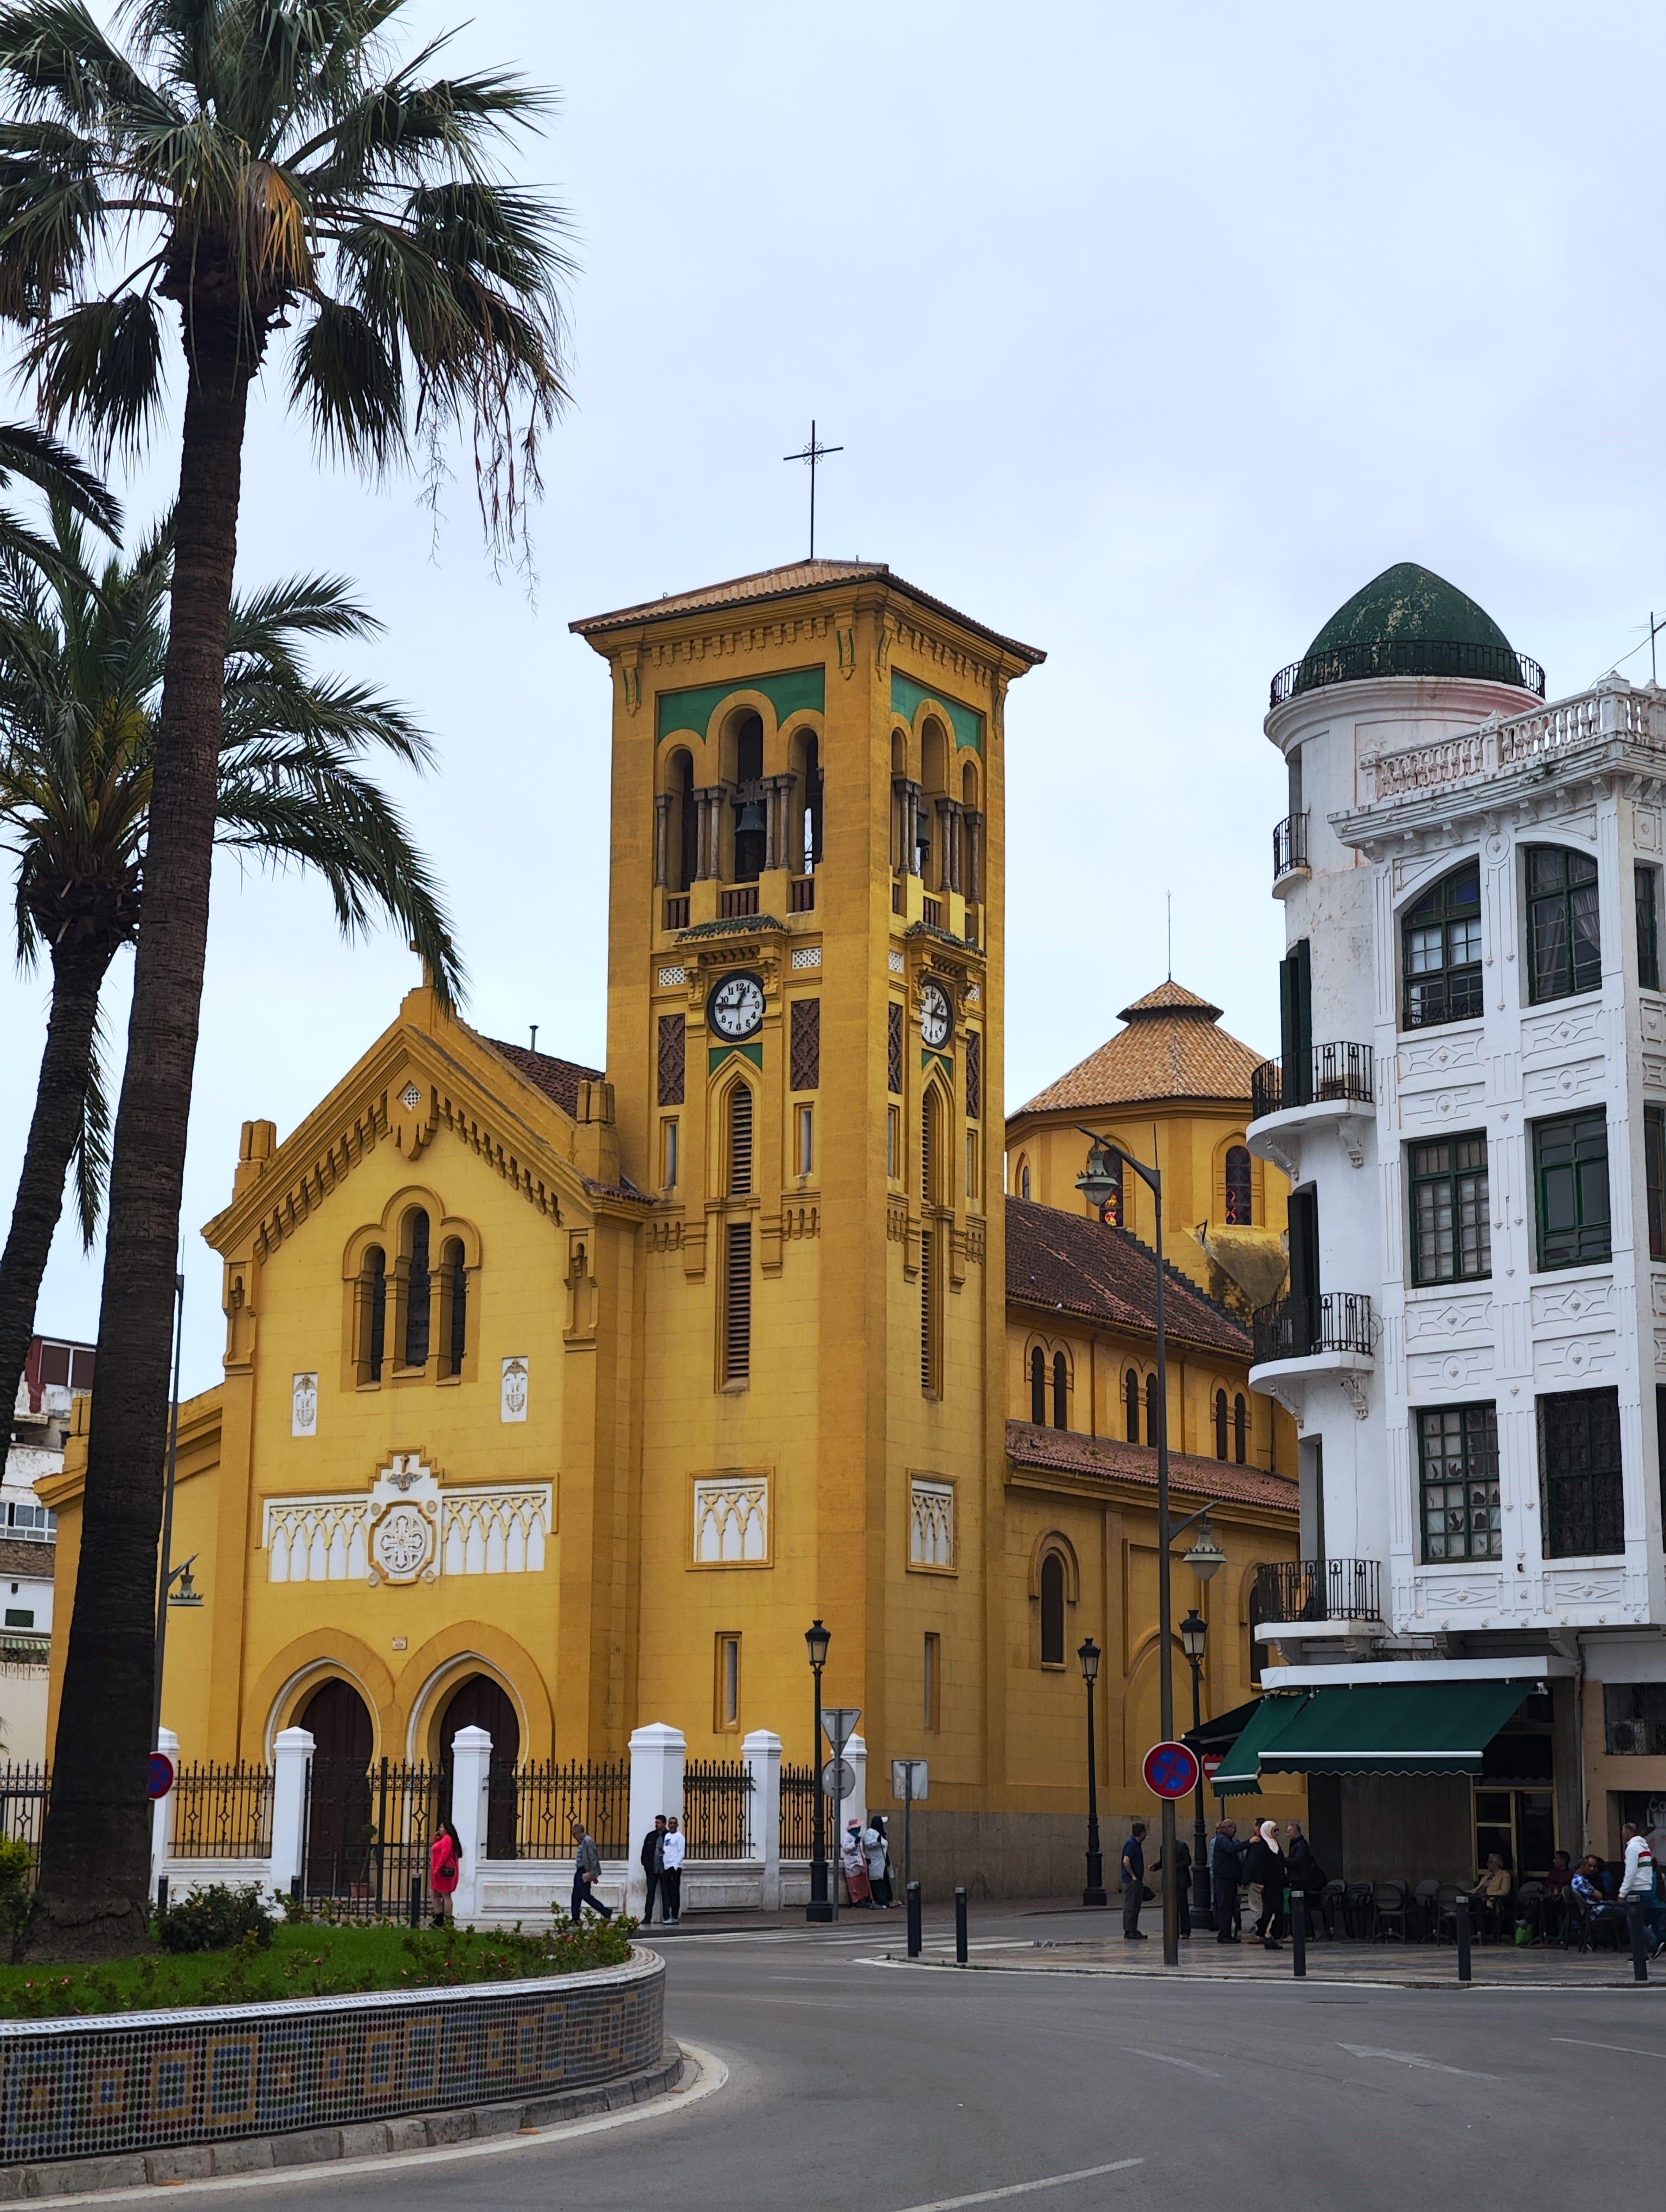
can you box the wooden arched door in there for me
[438,1674,521,1858]
[300,1677,373,1894]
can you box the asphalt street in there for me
[150,1902,1659,2211]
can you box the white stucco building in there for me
[1225,564,1666,1882]
[1,1336,88,1760]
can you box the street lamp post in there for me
[805,1618,832,1924]
[1181,1607,1212,1932]
[1079,1637,1106,1906]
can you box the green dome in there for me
[1273,562,1543,707]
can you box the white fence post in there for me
[449,1725,492,1922]
[626,1722,686,1917]
[268,1726,313,1900]
[150,1726,179,1901]
[743,1729,781,1909]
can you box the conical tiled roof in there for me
[1015,980,1262,1115]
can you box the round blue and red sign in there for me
[146,1753,175,1802]
[1142,1740,1200,1800]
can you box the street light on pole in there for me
[1180,1607,1211,1932]
[805,1618,832,1924]
[1078,1636,1106,1906]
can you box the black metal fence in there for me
[303,1757,438,1917]
[1272,812,1309,882]
[1270,637,1545,709]
[0,1763,49,1882]
[1251,1041,1374,1120]
[1256,1556,1382,1625]
[494,1759,630,1860]
[779,1764,817,1859]
[1253,1290,1374,1365]
[171,1763,273,1859]
[682,1761,754,1860]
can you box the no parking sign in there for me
[1141,1740,1200,1799]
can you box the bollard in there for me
[155,1875,168,1920]
[409,1876,422,1928]
[907,1880,922,1959]
[1627,1899,1650,1984]
[290,1874,302,1908]
[1289,1887,1305,1978]
[954,1886,968,1966]
[1455,1892,1472,1984]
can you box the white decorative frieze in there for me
[1406,1347,1495,1393]
[1398,1083,1485,1131]
[1396,1031,1482,1083]
[1542,1568,1625,1606]
[909,1478,956,1568]
[1521,1004,1605,1058]
[264,1452,552,1585]
[291,1372,318,1438]
[1530,1279,1614,1330]
[1417,1573,1503,1611]
[1404,1291,1494,1342]
[692,1475,768,1564]
[1533,1332,1617,1386]
[501,1356,529,1423]
[1643,1001,1666,1047]
[790,945,822,970]
[1522,1058,1605,1109]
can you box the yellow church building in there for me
[44,558,1302,1894]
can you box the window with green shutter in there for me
[1526,845,1601,1003]
[1417,1403,1501,1561]
[1647,1104,1666,1263]
[1533,1110,1610,1270]
[1402,863,1482,1030]
[1408,1133,1491,1284]
[1538,1388,1624,1557]
[1637,864,1661,992]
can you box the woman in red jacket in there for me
[430,1821,463,1926]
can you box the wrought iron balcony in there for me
[1250,1042,1374,1121]
[1272,812,1309,883]
[1255,1556,1382,1625]
[1252,1290,1373,1366]
[1269,637,1546,710]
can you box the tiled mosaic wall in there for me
[1,1952,663,2167]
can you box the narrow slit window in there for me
[1224,1146,1253,1226]
[715,1634,741,1732]
[796,1104,815,1179]
[1040,1552,1066,1666]
[662,1117,680,1192]
[1214,1388,1229,1460]
[887,1106,900,1179]
[1030,1346,1046,1425]
[924,1633,940,1731]
[728,1084,754,1197]
[920,1230,940,1397]
[360,1245,387,1384]
[1052,1351,1068,1430]
[440,1236,467,1378]
[1124,1367,1140,1442]
[401,1209,431,1369]
[723,1221,753,1384]
[1234,1393,1248,1465]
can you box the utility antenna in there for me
[783,420,843,559]
[529,1024,539,1053]
[1166,891,1172,980]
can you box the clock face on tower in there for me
[920,979,953,1049]
[707,971,766,1041]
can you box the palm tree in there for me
[0,0,569,1951]
[0,503,464,1457]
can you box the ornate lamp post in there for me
[1079,1636,1106,1906]
[805,1618,832,1924]
[1180,1607,1211,1931]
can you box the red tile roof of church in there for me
[1006,1195,1248,1356]
[1007,1419,1297,1512]
[483,1038,603,1120]
[1014,978,1264,1116]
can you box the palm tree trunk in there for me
[32,303,253,1958]
[0,940,114,1423]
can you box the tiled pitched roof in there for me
[1015,977,1264,1116]
[482,1038,603,1120]
[1005,1196,1248,1356]
[570,560,1044,664]
[1007,1419,1298,1513]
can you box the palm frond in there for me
[0,421,119,535]
[29,292,168,450]
[68,990,107,1244]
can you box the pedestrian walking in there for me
[865,1814,894,1907]
[569,1817,614,1925]
[1210,1819,1242,1943]
[1618,1820,1666,1953]
[843,1818,873,1906]
[1120,1821,1149,1940]
[429,1819,462,1927]
[638,1813,668,1924]
[660,1815,685,1924]
[1243,1817,1286,1950]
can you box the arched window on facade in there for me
[356,1244,387,1385]
[1402,859,1483,1029]
[1124,1366,1141,1442]
[1214,1387,1229,1460]
[1052,1351,1069,1431]
[400,1207,431,1369]
[731,710,765,882]
[1146,1372,1161,1448]
[1224,1145,1253,1226]
[1016,1154,1031,1200]
[1040,1550,1066,1667]
[1030,1346,1047,1425]
[667,747,696,892]
[794,728,823,873]
[1234,1392,1248,1465]
[439,1236,467,1379]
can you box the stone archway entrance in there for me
[300,1677,374,1893]
[437,1674,521,1857]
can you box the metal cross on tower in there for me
[783,420,843,559]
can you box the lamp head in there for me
[805,1617,831,1669]
[1184,1520,1226,1584]
[1077,1635,1101,1685]
[1180,1606,1207,1661]
[1074,1139,1122,1211]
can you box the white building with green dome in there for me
[1229,561,1666,1889]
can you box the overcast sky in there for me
[4,0,1664,1394]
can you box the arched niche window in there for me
[922,1087,945,1208]
[670,748,696,892]
[400,1207,432,1370]
[1030,1346,1047,1425]
[1526,845,1601,1003]
[1234,1392,1248,1466]
[438,1235,467,1379]
[1124,1366,1141,1442]
[729,710,765,882]
[1214,1387,1229,1460]
[1052,1351,1069,1430]
[1224,1146,1253,1226]
[1039,1550,1067,1668]
[1402,860,1482,1030]
[726,1081,754,1198]
[1016,1154,1032,1201]
[1145,1372,1161,1448]
[356,1244,387,1385]
[792,727,823,872]
[918,717,947,879]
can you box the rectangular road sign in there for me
[822,1706,861,1755]
[892,1759,928,1804]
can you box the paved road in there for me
[164,1902,1662,2211]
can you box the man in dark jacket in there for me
[1120,1822,1149,1939]
[1210,1819,1243,1943]
[639,1815,668,1922]
[1285,1821,1325,1940]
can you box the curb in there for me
[0,2048,686,2200]
[867,1953,1666,1994]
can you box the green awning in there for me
[1214,1679,1533,1796]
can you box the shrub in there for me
[156,1882,277,1954]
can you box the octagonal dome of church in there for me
[1274,561,1543,705]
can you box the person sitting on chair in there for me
[1467,1853,1513,1940]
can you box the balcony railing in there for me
[664,895,690,930]
[1255,1557,1382,1625]
[789,874,816,913]
[1250,1042,1374,1120]
[720,885,760,919]
[1272,812,1309,883]
[1269,637,1546,710]
[922,895,943,927]
[1252,1290,1374,1365]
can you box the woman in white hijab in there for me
[1242,1819,1287,1951]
